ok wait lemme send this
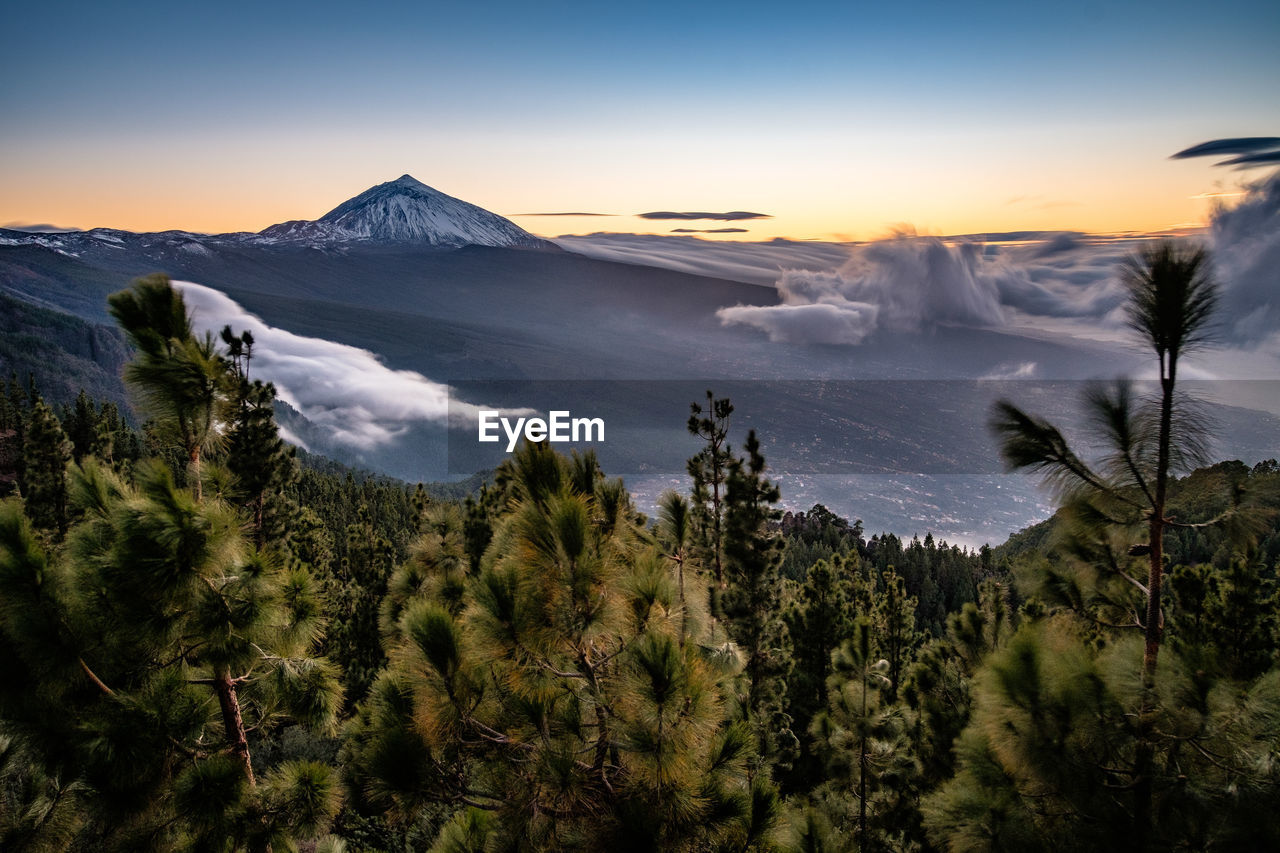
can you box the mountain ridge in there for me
[0,175,558,252]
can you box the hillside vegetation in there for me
[0,260,1277,851]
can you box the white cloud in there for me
[1210,171,1280,345]
[174,281,526,451]
[718,301,879,344]
[561,173,1278,355]
[715,235,1012,344]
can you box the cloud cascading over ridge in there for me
[565,146,1278,353]
[174,282,524,451]
[717,236,1007,343]
[713,169,1280,349]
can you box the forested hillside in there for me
[0,292,131,411]
[0,260,1277,851]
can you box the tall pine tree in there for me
[18,399,71,538]
[722,429,796,774]
[0,275,345,850]
[344,442,779,851]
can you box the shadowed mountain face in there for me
[2,177,1275,544]
[0,239,778,376]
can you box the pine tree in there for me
[785,557,854,738]
[60,390,97,462]
[1168,554,1278,681]
[462,482,498,570]
[688,390,734,601]
[343,442,777,851]
[809,620,918,853]
[0,376,27,500]
[989,240,1225,834]
[783,555,858,791]
[657,489,706,644]
[0,275,345,849]
[328,504,396,706]
[938,240,1278,852]
[18,400,71,538]
[221,326,298,552]
[902,581,1014,800]
[872,567,920,703]
[0,460,345,849]
[0,375,21,434]
[722,429,796,773]
[923,610,1280,852]
[108,274,227,501]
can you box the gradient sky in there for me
[3,0,1278,241]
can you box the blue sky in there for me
[3,0,1278,238]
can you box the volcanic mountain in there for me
[255,175,556,249]
[0,174,554,252]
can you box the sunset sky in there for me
[3,0,1278,241]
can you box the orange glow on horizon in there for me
[0,154,1256,245]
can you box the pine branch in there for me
[78,657,114,696]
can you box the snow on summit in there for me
[259,175,556,249]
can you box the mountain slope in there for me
[0,290,131,408]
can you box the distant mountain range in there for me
[0,174,556,253]
[2,176,1275,545]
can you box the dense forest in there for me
[0,248,1277,852]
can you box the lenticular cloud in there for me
[175,281,501,450]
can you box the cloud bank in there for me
[558,144,1277,355]
[711,170,1280,349]
[1210,171,1280,343]
[175,282,521,451]
[718,236,1010,343]
[719,301,880,345]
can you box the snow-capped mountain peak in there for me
[1,175,558,253]
[256,175,554,249]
